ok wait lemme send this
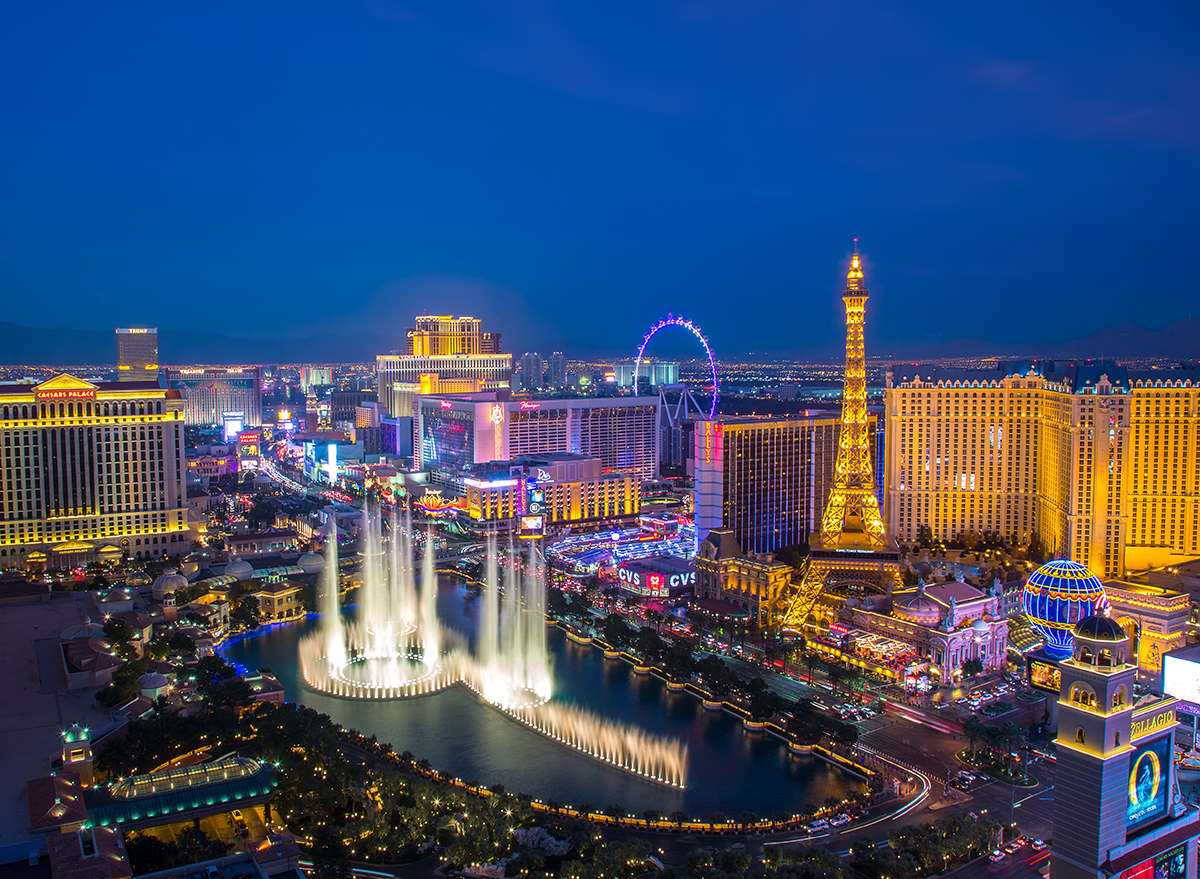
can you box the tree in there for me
[176,826,230,865]
[962,715,986,761]
[247,500,277,531]
[669,810,690,826]
[125,834,177,874]
[311,825,351,879]
[602,613,632,650]
[231,595,262,630]
[961,657,984,677]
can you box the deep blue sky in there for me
[1,1,1197,358]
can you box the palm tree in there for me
[962,715,986,761]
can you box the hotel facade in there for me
[0,374,190,568]
[884,361,1200,577]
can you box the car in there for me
[1032,840,1047,851]
[830,814,851,826]
[1011,838,1027,849]
[231,808,243,821]
[989,851,1005,863]
[806,819,829,832]
[206,868,221,879]
[955,697,969,705]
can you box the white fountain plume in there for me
[479,534,499,670]
[320,519,345,670]
[420,524,439,666]
[522,541,551,700]
[298,519,688,788]
[361,501,389,655]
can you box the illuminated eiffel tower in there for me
[779,243,900,633]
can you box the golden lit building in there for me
[695,528,794,627]
[407,315,501,356]
[884,361,1200,578]
[115,327,158,382]
[463,454,640,533]
[0,374,190,568]
[1104,578,1190,682]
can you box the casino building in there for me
[883,361,1200,578]
[0,374,190,568]
[1052,616,1199,879]
[165,366,263,427]
[417,394,660,481]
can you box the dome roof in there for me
[151,568,189,598]
[138,672,170,689]
[1074,614,1126,642]
[125,570,152,587]
[971,618,991,633]
[224,557,254,580]
[1022,560,1108,659]
[893,587,941,625]
[61,617,105,640]
[297,551,325,574]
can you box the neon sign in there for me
[519,401,540,410]
[439,400,453,409]
[37,388,96,400]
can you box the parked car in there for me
[989,851,1005,863]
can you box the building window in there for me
[1076,728,1086,744]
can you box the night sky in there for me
[1,2,1197,357]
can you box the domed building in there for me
[1022,559,1109,659]
[297,550,325,575]
[151,568,189,601]
[223,557,254,581]
[825,575,1009,685]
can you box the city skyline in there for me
[1,4,1197,358]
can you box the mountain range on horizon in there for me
[0,318,1196,368]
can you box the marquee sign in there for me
[37,388,96,400]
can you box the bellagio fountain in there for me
[298,504,687,788]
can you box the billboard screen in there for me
[1029,660,1062,694]
[1163,654,1200,710]
[1127,734,1172,831]
[1117,842,1186,879]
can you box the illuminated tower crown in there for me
[817,242,889,550]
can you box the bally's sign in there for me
[1131,706,1176,742]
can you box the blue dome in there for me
[1022,560,1108,659]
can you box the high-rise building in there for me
[613,360,680,389]
[1050,616,1197,879]
[780,244,901,633]
[376,315,511,417]
[299,366,333,393]
[406,315,501,356]
[115,327,158,382]
[691,415,851,554]
[416,394,660,481]
[520,353,544,391]
[883,361,1200,577]
[166,366,263,427]
[547,352,567,389]
[0,374,190,568]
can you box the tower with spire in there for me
[780,243,900,632]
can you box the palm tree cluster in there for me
[961,716,1029,779]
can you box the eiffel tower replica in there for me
[779,243,900,633]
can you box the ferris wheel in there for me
[634,315,719,419]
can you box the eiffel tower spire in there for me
[817,240,889,550]
[778,243,899,633]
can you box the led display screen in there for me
[1029,660,1062,694]
[1127,735,1172,831]
[1163,654,1200,711]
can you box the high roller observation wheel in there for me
[634,314,719,419]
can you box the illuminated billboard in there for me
[1127,735,1171,831]
[1118,842,1186,879]
[1163,653,1200,711]
[1029,659,1062,694]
